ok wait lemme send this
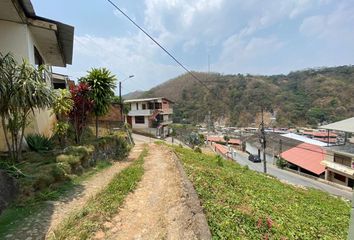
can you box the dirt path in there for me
[97,144,211,240]
[4,144,145,240]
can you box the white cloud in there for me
[72,34,182,92]
[300,2,354,41]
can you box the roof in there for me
[281,133,328,147]
[325,144,354,157]
[214,143,229,155]
[281,143,326,175]
[303,131,337,137]
[245,132,302,155]
[1,0,74,67]
[319,117,354,133]
[124,97,174,103]
[207,136,241,145]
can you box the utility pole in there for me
[260,108,267,173]
[119,75,134,125]
[119,81,123,123]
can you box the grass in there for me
[0,161,112,238]
[173,146,351,240]
[50,147,148,240]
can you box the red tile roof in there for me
[303,131,337,137]
[280,143,326,175]
[207,136,241,145]
[214,143,229,155]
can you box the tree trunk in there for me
[17,114,27,162]
[1,116,13,160]
[95,115,98,139]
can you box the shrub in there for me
[26,134,54,152]
[216,155,224,167]
[194,146,202,153]
[276,157,287,169]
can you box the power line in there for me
[105,0,230,107]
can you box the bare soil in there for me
[96,144,211,240]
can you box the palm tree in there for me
[0,53,54,161]
[81,68,117,138]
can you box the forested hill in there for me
[139,65,354,127]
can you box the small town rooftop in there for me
[124,97,174,103]
[319,117,354,133]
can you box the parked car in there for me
[248,154,261,163]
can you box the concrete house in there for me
[124,97,173,138]
[0,0,74,151]
[322,145,354,187]
[319,117,354,188]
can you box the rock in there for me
[0,170,19,214]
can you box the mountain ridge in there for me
[126,65,354,127]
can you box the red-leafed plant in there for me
[69,83,94,144]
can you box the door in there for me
[127,116,132,127]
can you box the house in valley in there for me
[319,117,354,188]
[124,97,173,138]
[0,0,74,151]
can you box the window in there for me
[34,46,44,66]
[136,103,139,110]
[142,104,146,110]
[333,173,346,182]
[334,154,352,167]
[135,116,145,124]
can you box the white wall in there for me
[0,20,29,62]
[131,116,149,129]
[0,20,55,151]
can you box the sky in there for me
[32,0,354,95]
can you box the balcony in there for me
[128,109,154,116]
[322,160,354,176]
[128,108,173,116]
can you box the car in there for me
[248,154,261,163]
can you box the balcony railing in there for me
[128,109,154,116]
[128,108,173,116]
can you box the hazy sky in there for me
[32,0,354,94]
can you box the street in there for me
[231,148,352,200]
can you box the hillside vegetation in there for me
[173,146,350,239]
[140,66,354,126]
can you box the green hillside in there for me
[140,65,354,127]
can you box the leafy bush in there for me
[26,134,54,152]
[276,157,288,169]
[194,146,202,153]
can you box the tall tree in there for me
[81,68,117,138]
[52,89,74,147]
[68,83,93,144]
[0,53,54,161]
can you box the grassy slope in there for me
[51,148,148,240]
[174,146,351,239]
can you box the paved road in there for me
[133,134,352,200]
[231,149,352,200]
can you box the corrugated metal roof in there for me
[124,97,174,103]
[319,117,354,133]
[281,143,326,175]
[282,133,328,146]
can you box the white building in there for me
[0,0,74,151]
[124,97,173,138]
